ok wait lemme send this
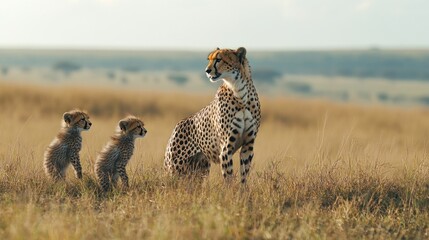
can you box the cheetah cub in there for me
[44,110,92,180]
[95,116,147,192]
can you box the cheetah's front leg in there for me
[240,110,257,184]
[70,149,83,179]
[99,173,111,192]
[117,165,129,190]
[220,111,244,180]
[117,154,131,190]
[220,142,234,180]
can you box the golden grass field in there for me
[1,82,429,239]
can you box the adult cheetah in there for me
[164,47,261,183]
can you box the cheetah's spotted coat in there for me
[95,116,147,192]
[164,47,261,183]
[43,110,92,180]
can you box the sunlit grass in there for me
[1,82,429,239]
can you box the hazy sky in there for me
[1,0,428,50]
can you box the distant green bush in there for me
[284,82,312,94]
[53,61,81,74]
[252,69,282,83]
[1,66,8,76]
[169,74,188,85]
[106,71,116,80]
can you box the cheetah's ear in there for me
[63,112,73,124]
[236,47,246,64]
[119,120,128,131]
[216,47,220,50]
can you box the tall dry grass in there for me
[1,82,429,239]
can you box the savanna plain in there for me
[1,82,429,239]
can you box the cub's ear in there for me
[119,120,128,131]
[236,47,246,64]
[63,112,73,124]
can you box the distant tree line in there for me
[250,50,429,81]
[1,49,429,81]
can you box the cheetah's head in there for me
[118,116,147,139]
[205,47,247,83]
[62,110,92,131]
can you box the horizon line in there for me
[1,45,429,52]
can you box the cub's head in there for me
[118,116,147,138]
[63,110,92,131]
[205,47,247,83]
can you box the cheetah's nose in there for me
[205,68,212,74]
[89,122,92,126]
